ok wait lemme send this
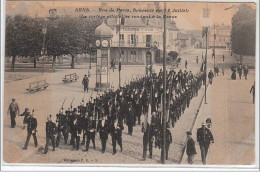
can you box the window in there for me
[130,51,136,62]
[119,34,124,40]
[130,34,136,45]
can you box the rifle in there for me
[70,96,75,109]
[61,97,66,111]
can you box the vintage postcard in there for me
[1,0,258,171]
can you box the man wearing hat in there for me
[126,103,135,135]
[186,131,196,164]
[43,115,57,154]
[97,116,109,153]
[23,112,38,150]
[111,117,124,155]
[165,123,172,160]
[82,74,89,92]
[7,98,20,128]
[197,122,214,164]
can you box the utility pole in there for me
[204,27,208,104]
[213,23,216,67]
[161,1,166,164]
[118,12,122,88]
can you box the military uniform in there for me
[56,111,69,146]
[97,118,109,153]
[85,118,96,151]
[44,117,57,154]
[23,115,38,150]
[142,123,154,160]
[111,118,124,155]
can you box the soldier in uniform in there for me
[111,117,124,155]
[20,108,30,129]
[97,116,109,153]
[142,122,154,160]
[56,109,69,146]
[71,114,81,150]
[126,104,135,135]
[82,74,89,92]
[23,112,38,150]
[85,116,96,151]
[197,122,214,165]
[44,115,57,154]
[165,123,173,160]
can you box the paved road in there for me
[181,49,256,165]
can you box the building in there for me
[107,2,178,65]
[202,24,231,49]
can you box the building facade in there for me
[107,3,178,65]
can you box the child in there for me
[186,131,197,164]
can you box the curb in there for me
[179,84,209,164]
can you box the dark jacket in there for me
[186,138,196,156]
[46,121,57,137]
[97,119,109,140]
[197,127,214,146]
[27,117,37,131]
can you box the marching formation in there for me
[17,68,205,160]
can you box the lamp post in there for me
[213,23,216,67]
[149,41,158,76]
[89,43,92,69]
[41,22,47,75]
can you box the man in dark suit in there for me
[97,116,109,153]
[197,122,214,165]
[111,117,124,155]
[142,122,155,160]
[85,117,96,151]
[126,104,135,135]
[82,74,89,92]
[23,113,38,150]
[44,115,57,154]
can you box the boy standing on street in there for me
[186,131,197,164]
[186,131,197,165]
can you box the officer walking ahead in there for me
[111,117,124,155]
[44,115,57,154]
[97,116,109,153]
[197,122,214,165]
[23,111,38,150]
[7,98,20,128]
[142,122,154,160]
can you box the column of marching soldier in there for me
[19,68,205,160]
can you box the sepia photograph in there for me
[1,0,258,171]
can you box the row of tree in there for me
[231,4,256,56]
[5,14,102,71]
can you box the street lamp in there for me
[41,22,47,75]
[213,23,216,67]
[89,43,92,69]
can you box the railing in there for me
[111,41,160,48]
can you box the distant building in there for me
[107,2,178,65]
[202,24,231,49]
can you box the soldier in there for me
[126,104,135,135]
[7,98,20,128]
[71,114,81,150]
[197,122,214,165]
[82,74,89,92]
[20,108,30,130]
[56,109,69,146]
[43,115,57,154]
[111,117,124,155]
[85,116,96,151]
[97,116,109,153]
[208,70,214,85]
[23,112,38,150]
[142,122,154,160]
[165,123,173,160]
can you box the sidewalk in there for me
[181,69,255,165]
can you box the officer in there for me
[56,109,69,146]
[197,122,214,165]
[82,74,89,92]
[43,115,57,154]
[111,117,124,155]
[71,114,81,150]
[85,116,96,151]
[97,116,109,153]
[23,111,38,150]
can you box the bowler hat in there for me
[186,131,192,135]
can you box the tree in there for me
[231,4,256,56]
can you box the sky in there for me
[5,1,256,30]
